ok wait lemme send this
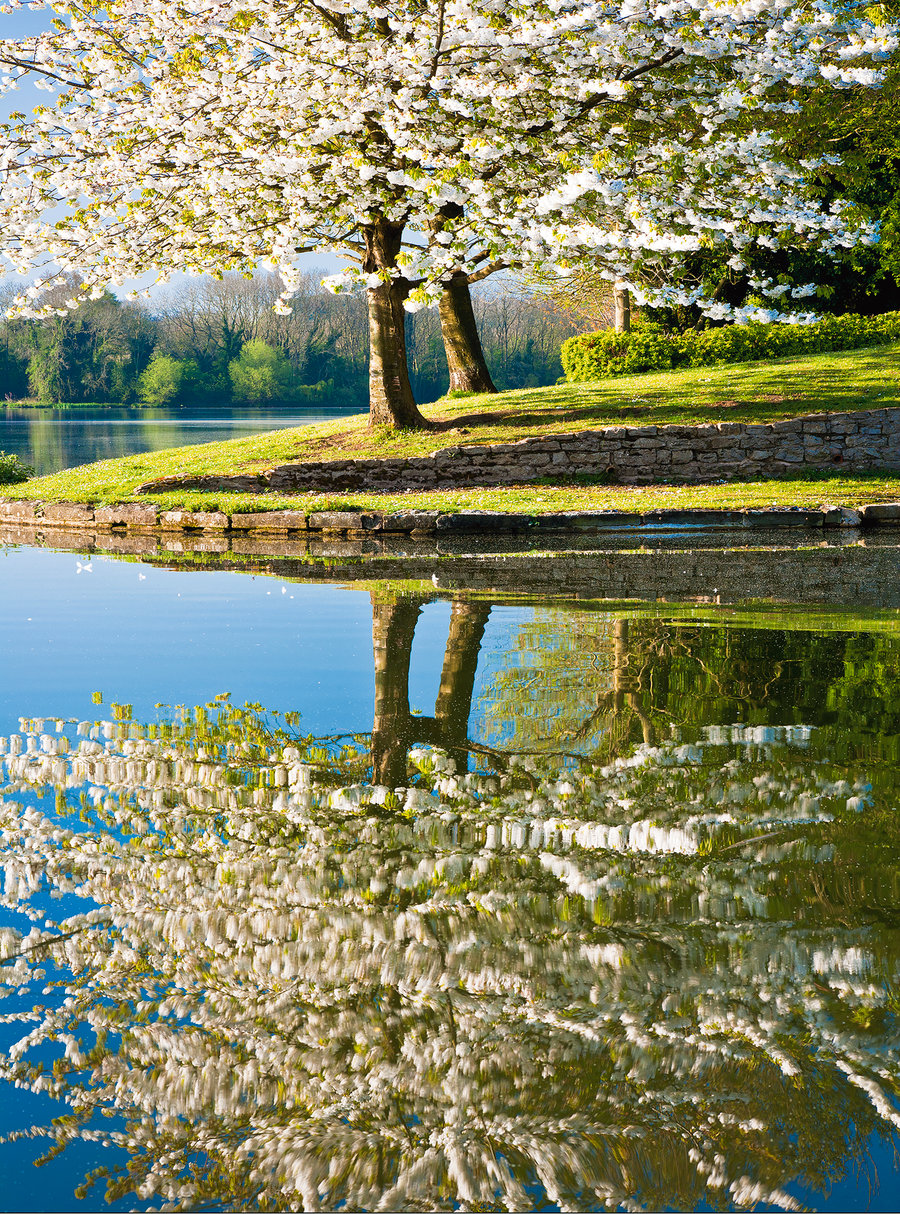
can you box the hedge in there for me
[560,311,900,383]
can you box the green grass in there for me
[5,342,900,513]
[6,470,900,516]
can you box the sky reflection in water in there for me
[0,543,899,1211]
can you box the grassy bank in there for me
[3,342,899,513]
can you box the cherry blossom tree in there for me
[0,0,895,427]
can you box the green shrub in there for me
[560,320,674,381]
[0,451,34,485]
[138,354,199,405]
[229,340,291,403]
[560,311,900,382]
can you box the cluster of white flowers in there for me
[0,0,893,327]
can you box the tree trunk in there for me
[364,219,430,429]
[370,591,426,786]
[434,599,491,747]
[370,592,490,784]
[438,273,497,395]
[613,280,631,333]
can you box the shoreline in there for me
[2,497,899,538]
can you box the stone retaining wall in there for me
[135,407,900,494]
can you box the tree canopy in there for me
[0,0,895,424]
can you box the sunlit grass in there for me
[3,469,898,514]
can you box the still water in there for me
[0,539,899,1211]
[0,402,363,475]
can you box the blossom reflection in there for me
[0,683,898,1210]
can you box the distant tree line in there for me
[0,272,584,407]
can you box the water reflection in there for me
[0,589,898,1211]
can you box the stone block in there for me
[532,511,641,531]
[0,499,37,521]
[632,438,662,450]
[308,511,380,531]
[435,511,532,532]
[642,509,746,528]
[95,503,159,528]
[192,511,230,530]
[859,502,900,522]
[160,509,229,530]
[41,502,95,526]
[229,511,309,531]
[822,507,862,528]
[372,510,442,533]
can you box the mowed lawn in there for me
[5,341,900,513]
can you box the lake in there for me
[0,402,364,475]
[0,532,899,1212]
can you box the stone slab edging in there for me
[2,497,900,536]
[132,406,900,494]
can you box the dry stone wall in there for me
[136,407,900,494]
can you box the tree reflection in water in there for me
[0,589,898,1210]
